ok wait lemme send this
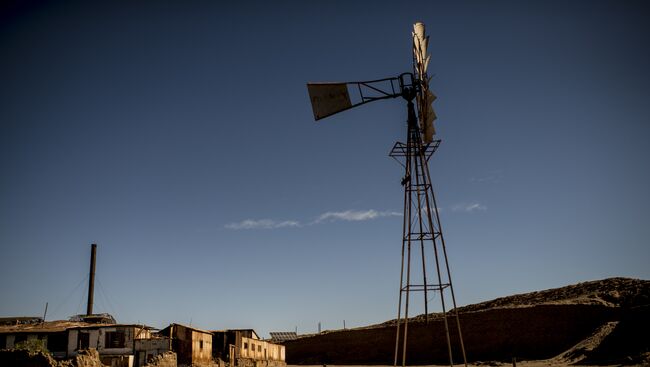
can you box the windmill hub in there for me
[401,86,417,102]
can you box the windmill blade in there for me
[412,22,437,143]
[423,54,431,73]
[412,24,429,77]
[417,89,436,143]
[413,22,426,45]
[423,90,437,141]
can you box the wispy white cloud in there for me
[451,202,487,213]
[224,219,301,230]
[314,210,402,224]
[225,209,402,230]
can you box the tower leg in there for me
[390,101,467,367]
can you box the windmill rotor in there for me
[412,21,436,143]
[306,22,438,146]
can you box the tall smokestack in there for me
[87,243,97,316]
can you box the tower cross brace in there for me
[389,95,468,367]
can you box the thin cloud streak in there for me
[451,202,487,213]
[225,219,300,230]
[314,210,402,223]
[225,209,402,230]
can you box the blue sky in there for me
[1,0,649,337]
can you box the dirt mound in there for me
[0,349,60,367]
[574,305,650,365]
[556,321,619,362]
[0,348,107,367]
[457,277,649,312]
[285,277,650,365]
[71,349,106,367]
[377,277,649,326]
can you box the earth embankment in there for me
[284,278,649,365]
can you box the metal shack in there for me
[160,323,213,367]
[212,329,285,367]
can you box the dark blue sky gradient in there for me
[1,1,649,336]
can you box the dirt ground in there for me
[289,362,646,367]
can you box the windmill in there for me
[307,22,467,367]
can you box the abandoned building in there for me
[212,329,285,367]
[0,316,289,367]
[0,318,77,359]
[1,247,285,367]
[0,316,153,366]
[159,323,213,367]
[69,323,152,366]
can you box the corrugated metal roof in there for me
[269,331,298,342]
[0,317,43,326]
[162,323,213,335]
[0,320,98,333]
[0,320,153,334]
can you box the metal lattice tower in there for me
[306,21,468,367]
[389,94,467,367]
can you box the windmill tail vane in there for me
[306,23,437,146]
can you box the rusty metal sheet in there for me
[307,83,352,120]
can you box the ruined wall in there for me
[135,338,171,366]
[236,357,286,367]
[239,337,284,362]
[67,326,147,359]
[285,304,621,364]
[0,332,68,358]
[0,346,106,367]
[144,351,176,367]
[172,326,192,366]
[99,354,133,367]
[97,327,135,355]
[211,332,228,361]
[191,330,212,366]
[73,349,107,367]
[171,325,213,367]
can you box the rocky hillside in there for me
[377,277,650,325]
[456,277,649,311]
[284,277,650,365]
